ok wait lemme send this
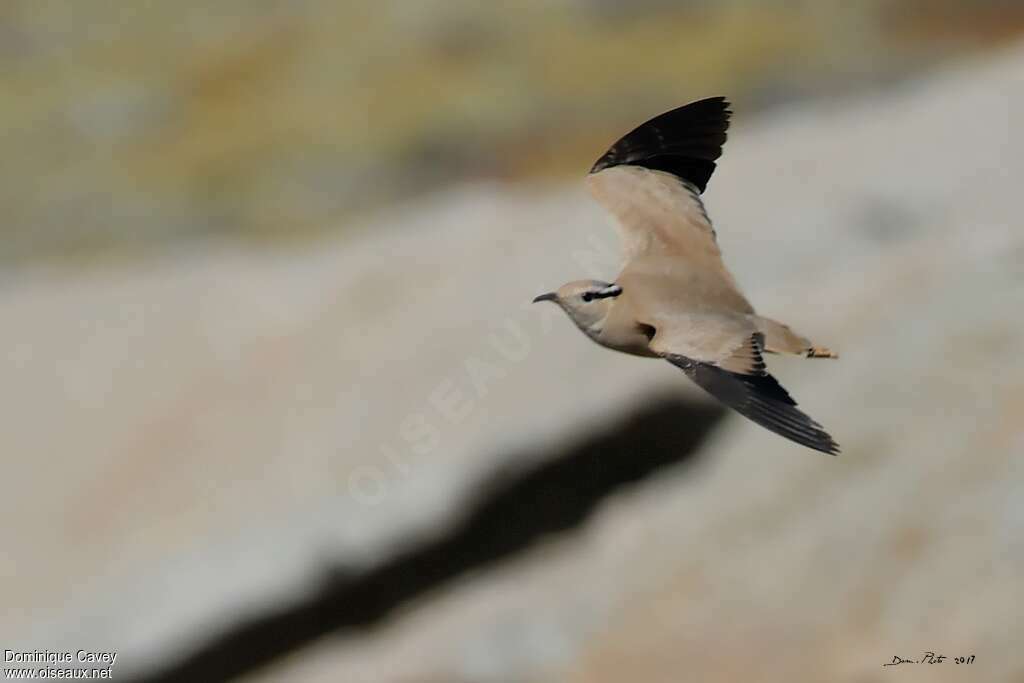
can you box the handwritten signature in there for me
[883,653,975,667]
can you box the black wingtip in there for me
[666,354,839,456]
[589,96,732,193]
[729,368,839,456]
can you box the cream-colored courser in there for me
[533,97,840,454]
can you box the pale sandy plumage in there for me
[534,97,839,454]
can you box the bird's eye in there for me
[581,292,594,302]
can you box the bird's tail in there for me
[753,316,839,359]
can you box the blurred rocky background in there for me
[2,1,1023,682]
[4,0,1024,264]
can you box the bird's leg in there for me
[806,346,838,359]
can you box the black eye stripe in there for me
[585,285,622,301]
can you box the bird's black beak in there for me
[532,292,557,304]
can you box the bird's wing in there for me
[653,328,839,455]
[585,97,731,265]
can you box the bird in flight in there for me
[533,97,840,454]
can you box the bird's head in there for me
[532,280,622,334]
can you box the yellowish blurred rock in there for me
[3,0,1024,263]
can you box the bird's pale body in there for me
[533,97,840,454]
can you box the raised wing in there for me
[590,96,730,193]
[585,97,733,268]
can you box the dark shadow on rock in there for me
[130,393,725,683]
